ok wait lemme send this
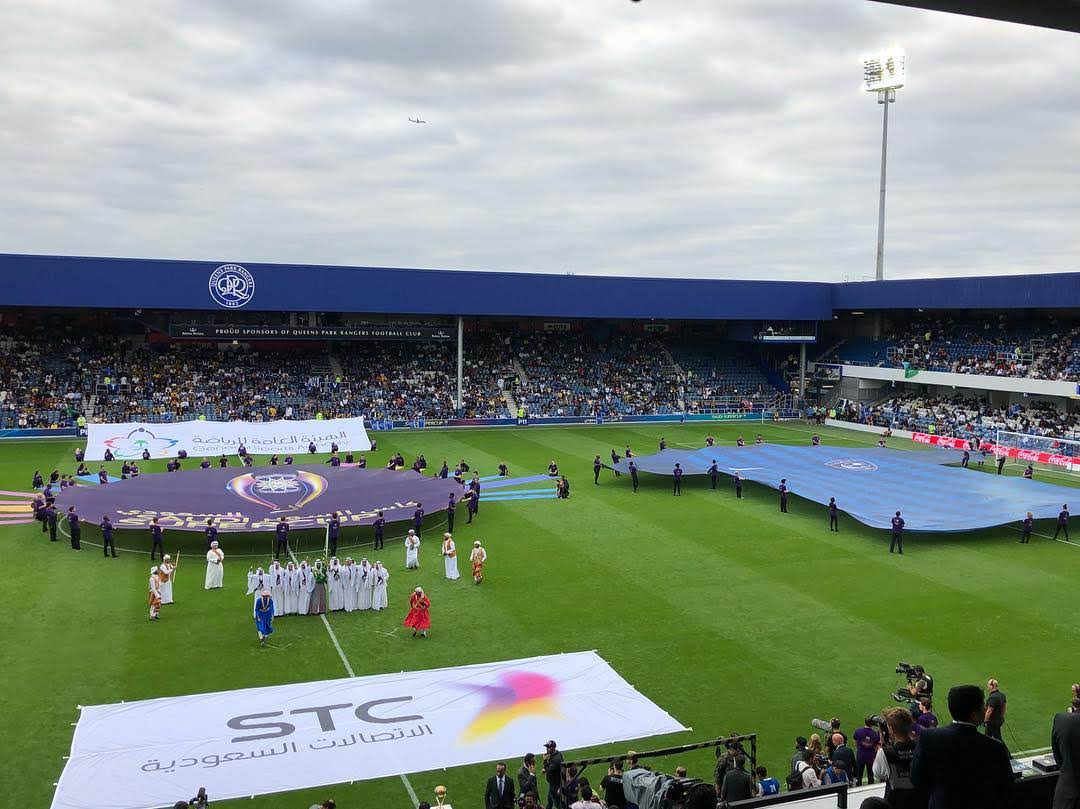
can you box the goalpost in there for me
[994,430,1080,476]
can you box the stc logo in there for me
[228,697,422,742]
[209,264,255,308]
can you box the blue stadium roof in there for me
[2,252,1079,319]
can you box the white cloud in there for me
[0,0,1078,281]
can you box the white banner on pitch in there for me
[52,651,686,809]
[84,416,371,461]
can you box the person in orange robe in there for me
[403,587,431,638]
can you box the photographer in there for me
[871,708,924,809]
[600,758,626,808]
[907,665,934,705]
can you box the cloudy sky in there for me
[2,0,1079,281]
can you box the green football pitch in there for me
[4,421,1079,808]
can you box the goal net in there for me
[994,430,1080,475]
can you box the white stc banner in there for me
[52,651,685,809]
[84,416,371,461]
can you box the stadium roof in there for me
[4,252,1080,318]
[870,0,1080,35]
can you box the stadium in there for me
[5,3,1080,809]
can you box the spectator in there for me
[754,765,780,797]
[872,708,923,808]
[600,758,626,808]
[719,754,754,803]
[821,758,849,786]
[569,784,600,809]
[984,678,1006,742]
[853,716,881,786]
[911,684,1014,809]
[1053,693,1080,809]
[831,732,856,779]
[542,740,565,809]
[518,753,539,801]
[793,749,822,789]
[791,736,809,774]
[485,762,516,809]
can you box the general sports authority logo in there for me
[825,458,878,472]
[208,264,255,308]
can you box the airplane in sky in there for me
[408,117,426,124]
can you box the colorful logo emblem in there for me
[226,470,327,513]
[458,671,560,743]
[825,459,878,472]
[208,264,255,308]
[103,427,180,459]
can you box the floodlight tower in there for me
[862,49,905,281]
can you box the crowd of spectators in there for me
[884,317,1034,377]
[839,393,1080,445]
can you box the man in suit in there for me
[911,684,1014,808]
[1052,701,1080,809]
[485,761,516,809]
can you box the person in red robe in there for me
[404,587,431,638]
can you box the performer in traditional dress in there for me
[309,560,328,614]
[442,533,460,580]
[357,558,374,610]
[246,566,268,599]
[254,589,274,646]
[470,541,487,584]
[372,561,389,610]
[327,557,345,611]
[297,561,313,614]
[404,587,431,638]
[268,560,287,617]
[204,541,224,589]
[283,561,299,615]
[148,567,162,621]
[405,530,421,569]
[158,555,175,605]
[342,558,358,612]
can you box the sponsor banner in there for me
[0,427,81,440]
[911,432,969,450]
[170,324,455,341]
[84,417,371,460]
[52,651,686,809]
[911,432,1080,470]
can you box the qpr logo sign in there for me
[825,458,878,472]
[209,264,255,308]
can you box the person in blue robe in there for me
[254,590,275,645]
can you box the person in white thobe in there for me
[158,555,175,604]
[357,559,373,610]
[327,558,345,611]
[268,561,287,616]
[405,530,420,569]
[372,561,389,610]
[442,533,459,581]
[342,559,358,612]
[283,562,299,615]
[204,542,224,589]
[297,561,313,615]
[246,567,268,600]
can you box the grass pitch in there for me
[4,421,1078,808]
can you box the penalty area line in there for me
[286,548,420,806]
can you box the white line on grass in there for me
[286,547,419,806]
[1009,526,1080,549]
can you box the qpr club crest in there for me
[208,264,255,308]
[825,458,879,472]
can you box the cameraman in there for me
[872,708,925,808]
[907,665,934,705]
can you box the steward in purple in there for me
[594,455,602,485]
[308,441,317,454]
[275,517,289,559]
[779,479,788,513]
[889,511,905,554]
[129,463,140,478]
[413,504,425,537]
[629,460,639,492]
[200,458,211,469]
[269,454,279,466]
[673,463,683,496]
[708,461,719,490]
[438,461,449,478]
[142,448,151,460]
[284,455,294,465]
[447,494,456,532]
[327,453,341,467]
[98,467,109,484]
[121,463,131,480]
[327,512,340,557]
[100,515,117,558]
[67,507,81,550]
[205,519,218,551]
[1053,504,1070,541]
[104,448,115,462]
[466,489,479,523]
[150,518,164,559]
[1020,512,1033,544]
[219,455,229,468]
[357,455,366,468]
[829,498,839,531]
[373,511,385,550]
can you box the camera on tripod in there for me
[890,661,926,703]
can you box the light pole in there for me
[862,49,905,281]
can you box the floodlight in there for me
[862,49,906,93]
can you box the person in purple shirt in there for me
[50,469,60,484]
[890,511,905,554]
[1053,504,1070,541]
[67,507,82,550]
[344,452,354,464]
[961,450,970,468]
[269,454,279,466]
[370,438,378,452]
[446,494,456,532]
[205,518,218,551]
[200,458,211,469]
[673,463,683,496]
[734,471,742,498]
[812,435,821,446]
[98,467,109,485]
[32,470,43,489]
[659,437,667,451]
[852,717,880,785]
[466,488,479,523]
[44,483,55,504]
[275,516,289,559]
[625,445,634,459]
[610,448,621,466]
[469,475,481,511]
[141,448,151,461]
[150,517,165,560]
[418,455,427,471]
[779,479,788,513]
[327,512,340,556]
[372,511,385,550]
[74,447,84,463]
[593,455,603,485]
[1020,511,1033,544]
[357,455,365,469]
[177,449,187,460]
[1023,464,1033,479]
[629,459,639,492]
[706,435,715,447]
[412,504,424,537]
[129,462,140,478]
[44,503,57,542]
[411,458,422,474]
[438,460,449,478]
[498,462,509,477]
[330,442,339,454]
[238,443,247,457]
[121,462,131,479]
[242,455,253,467]
[708,460,719,490]
[76,463,89,477]
[308,441,317,454]
[284,455,294,465]
[736,435,746,447]
[327,452,341,468]
[829,498,839,531]
[104,448,115,462]
[219,455,229,468]
[100,515,117,558]
[166,460,176,473]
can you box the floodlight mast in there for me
[862,50,905,281]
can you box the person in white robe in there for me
[148,567,162,620]
[342,558,358,612]
[204,541,224,589]
[327,557,345,611]
[357,558,373,610]
[268,560,286,617]
[441,533,460,581]
[405,530,421,569]
[158,555,175,604]
[372,561,389,610]
[297,561,313,615]
[246,566,268,600]
[283,561,299,615]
